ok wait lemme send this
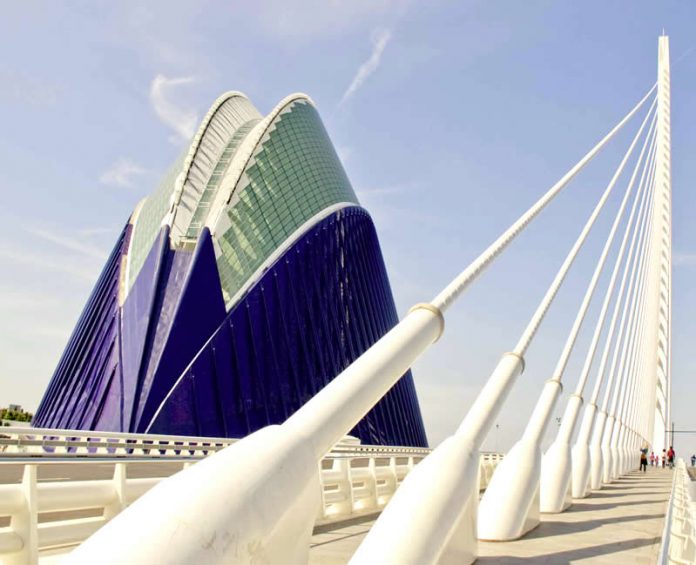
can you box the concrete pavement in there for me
[308,467,673,563]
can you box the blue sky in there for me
[1,1,695,453]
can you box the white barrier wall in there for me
[0,427,234,458]
[0,443,502,563]
[658,460,696,564]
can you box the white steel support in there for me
[6,466,38,565]
[478,103,652,540]
[590,169,652,490]
[616,118,663,473]
[541,108,657,512]
[623,277,653,471]
[588,140,657,489]
[476,102,655,539]
[67,85,654,565]
[571,124,656,497]
[347,88,656,565]
[59,41,674,565]
[651,35,672,454]
[610,232,652,479]
[599,149,657,485]
[605,206,653,482]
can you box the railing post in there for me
[62,83,653,565]
[104,463,127,521]
[338,458,353,519]
[7,465,38,565]
[367,458,378,512]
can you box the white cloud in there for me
[673,252,696,267]
[356,185,404,198]
[149,74,199,143]
[0,246,97,282]
[0,288,58,312]
[340,29,392,106]
[99,158,147,188]
[77,227,118,237]
[235,1,409,40]
[335,145,353,167]
[0,69,59,109]
[25,227,108,261]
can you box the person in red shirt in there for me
[667,446,676,469]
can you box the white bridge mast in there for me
[651,35,672,453]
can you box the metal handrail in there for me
[0,427,438,460]
[658,459,696,564]
[0,448,504,562]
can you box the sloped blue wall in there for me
[147,207,427,446]
[35,207,428,447]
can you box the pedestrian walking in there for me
[650,451,656,466]
[640,450,648,472]
[662,448,667,468]
[668,446,675,469]
[691,454,695,467]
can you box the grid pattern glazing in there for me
[215,101,358,307]
[127,152,186,291]
[172,96,261,244]
[185,120,259,240]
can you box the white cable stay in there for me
[477,93,657,532]
[598,149,658,484]
[571,118,657,497]
[539,104,658,511]
[431,86,656,313]
[58,37,671,565]
[353,93,658,560]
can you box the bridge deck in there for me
[309,467,673,564]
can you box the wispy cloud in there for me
[25,227,108,261]
[673,252,696,267]
[149,74,198,143]
[0,288,59,312]
[0,246,98,282]
[234,1,409,40]
[340,29,392,106]
[355,183,449,236]
[99,158,147,188]
[674,45,696,66]
[335,145,353,167]
[77,227,118,237]
[0,69,60,109]
[356,185,405,198]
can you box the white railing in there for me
[658,459,696,564]
[0,448,502,563]
[0,427,233,458]
[0,427,438,461]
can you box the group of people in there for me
[639,446,676,471]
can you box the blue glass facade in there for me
[148,208,427,446]
[34,225,129,430]
[34,92,428,447]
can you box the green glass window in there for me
[126,152,186,291]
[214,101,359,308]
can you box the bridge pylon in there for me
[61,35,673,565]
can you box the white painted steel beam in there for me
[477,97,655,539]
[652,35,672,454]
[589,140,657,489]
[571,121,656,498]
[64,79,655,565]
[350,93,655,563]
[597,148,657,485]
[540,106,657,513]
[52,38,676,565]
